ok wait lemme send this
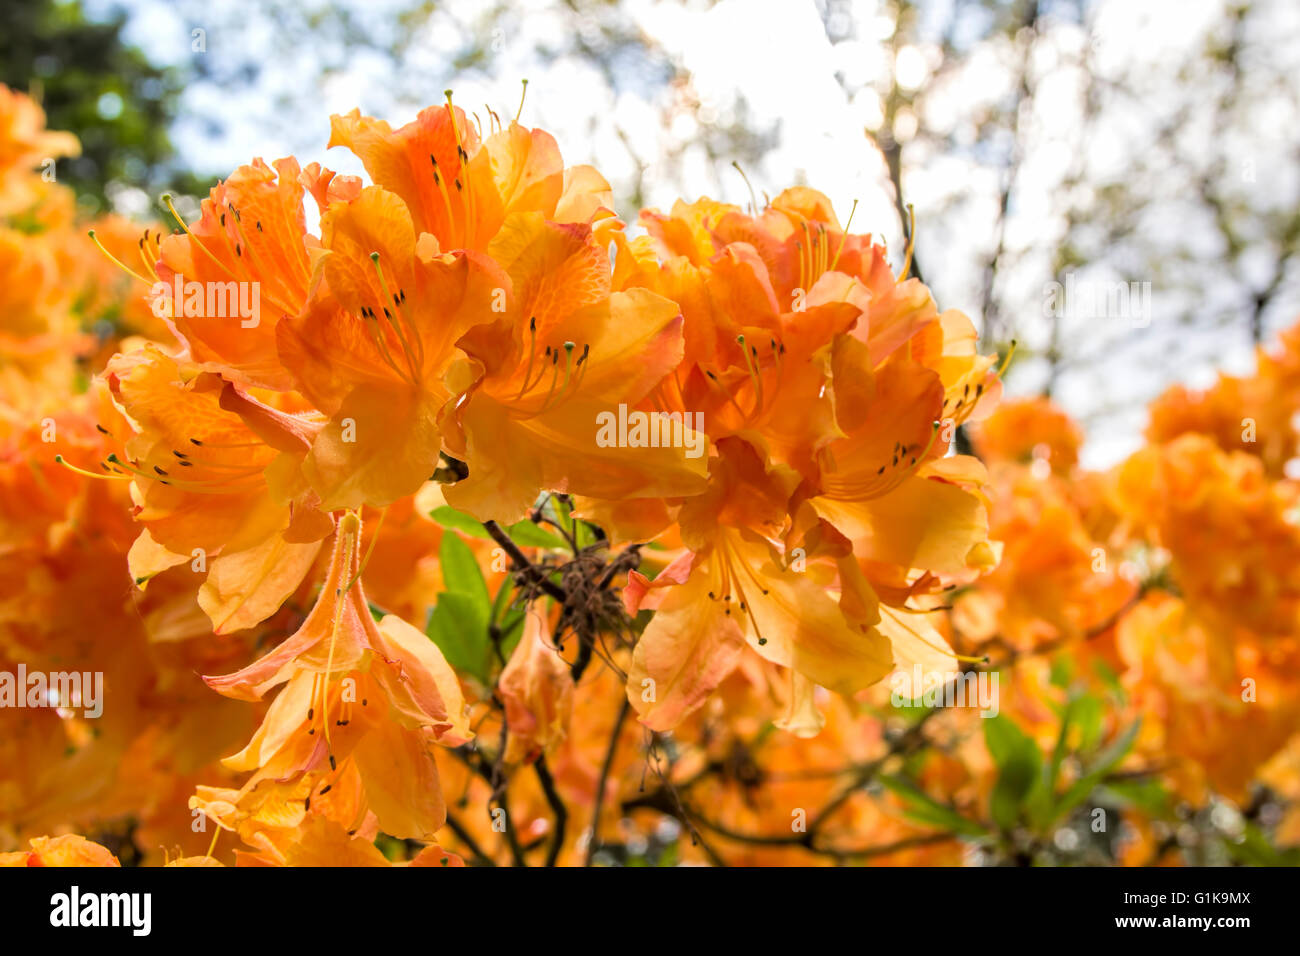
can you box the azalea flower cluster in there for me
[934,331,1300,862]
[4,83,1296,867]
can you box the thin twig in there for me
[533,755,568,867]
[585,697,632,866]
[442,811,494,866]
[483,519,567,602]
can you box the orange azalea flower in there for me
[328,103,614,255]
[0,87,79,217]
[972,395,1083,475]
[1117,592,1300,802]
[0,222,95,412]
[204,513,472,840]
[952,398,1132,651]
[152,157,319,390]
[498,611,575,763]
[0,834,119,867]
[100,345,331,633]
[1114,433,1300,639]
[277,184,506,509]
[69,214,173,346]
[1150,378,1291,474]
[442,215,708,522]
[805,343,996,586]
[623,192,852,478]
[134,105,693,526]
[625,438,892,734]
[952,466,1133,652]
[597,187,1004,735]
[190,764,375,862]
[191,780,462,866]
[1146,316,1300,479]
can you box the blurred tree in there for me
[0,0,205,210]
[824,0,1299,448]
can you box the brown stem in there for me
[533,755,567,867]
[585,697,631,866]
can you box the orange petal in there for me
[198,532,324,634]
[26,834,121,867]
[352,720,446,840]
[811,474,990,576]
[303,382,446,511]
[499,613,574,762]
[373,614,475,744]
[727,533,893,697]
[627,558,747,730]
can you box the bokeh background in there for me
[5,0,1298,468]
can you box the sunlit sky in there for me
[89,0,1299,469]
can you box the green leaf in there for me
[1096,777,1169,817]
[505,520,568,551]
[429,504,568,551]
[1048,654,1075,689]
[544,494,599,549]
[574,520,600,550]
[984,712,1034,767]
[1051,719,1141,823]
[498,608,526,661]
[1074,695,1104,752]
[878,774,987,837]
[426,592,492,683]
[490,576,513,622]
[984,715,1043,831]
[429,505,491,538]
[1091,658,1128,705]
[1048,697,1078,795]
[1225,821,1300,866]
[440,532,489,604]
